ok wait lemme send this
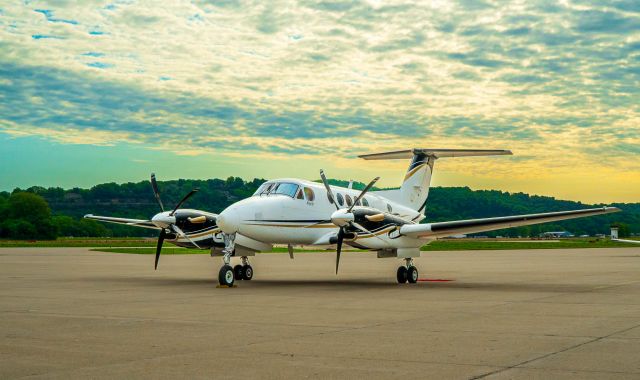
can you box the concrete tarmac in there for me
[1,247,640,379]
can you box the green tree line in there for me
[1,177,638,240]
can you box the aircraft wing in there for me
[613,238,640,245]
[84,214,160,230]
[399,207,621,239]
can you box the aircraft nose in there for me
[217,208,240,234]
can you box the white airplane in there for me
[86,148,621,287]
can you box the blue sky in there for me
[0,0,638,202]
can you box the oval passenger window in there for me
[304,187,315,201]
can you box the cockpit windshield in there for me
[253,182,300,198]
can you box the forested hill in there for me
[4,177,639,237]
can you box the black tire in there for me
[218,265,235,287]
[396,266,408,284]
[243,265,253,281]
[233,264,244,280]
[407,266,418,284]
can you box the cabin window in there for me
[304,187,315,201]
[345,194,353,207]
[296,188,304,199]
[362,197,369,207]
[355,198,361,206]
[336,193,344,206]
[272,182,299,198]
[387,203,393,212]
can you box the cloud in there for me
[0,0,638,196]
[34,9,79,25]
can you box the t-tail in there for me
[359,148,512,212]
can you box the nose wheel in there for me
[219,264,235,287]
[397,258,418,284]
[218,235,236,287]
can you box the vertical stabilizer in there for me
[401,152,435,211]
[359,148,512,211]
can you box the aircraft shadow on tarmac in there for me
[84,276,596,293]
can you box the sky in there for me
[0,0,638,204]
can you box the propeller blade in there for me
[170,188,199,216]
[351,221,389,246]
[155,229,166,270]
[349,176,380,212]
[320,169,339,210]
[171,224,200,249]
[350,221,370,234]
[336,228,344,274]
[150,173,165,212]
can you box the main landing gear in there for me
[397,258,418,284]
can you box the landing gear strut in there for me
[397,258,418,284]
[218,234,255,287]
[218,234,236,287]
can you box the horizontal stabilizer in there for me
[399,207,621,239]
[359,148,512,160]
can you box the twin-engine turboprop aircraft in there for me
[86,148,621,287]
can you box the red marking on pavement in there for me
[417,278,454,282]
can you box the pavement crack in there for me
[469,321,640,379]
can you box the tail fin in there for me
[359,148,512,211]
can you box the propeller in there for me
[149,173,200,269]
[319,170,380,274]
[155,229,166,270]
[170,189,198,216]
[150,173,165,212]
[319,169,337,209]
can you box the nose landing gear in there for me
[233,256,253,281]
[397,258,418,284]
[218,234,255,287]
[218,234,237,287]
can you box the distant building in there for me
[611,227,619,239]
[539,231,575,238]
